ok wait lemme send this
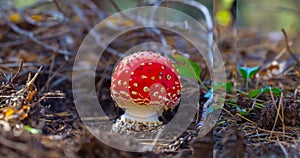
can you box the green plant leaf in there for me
[236,107,251,115]
[223,82,232,92]
[172,53,200,80]
[270,87,282,96]
[248,89,261,98]
[249,86,282,98]
[238,66,260,90]
[24,125,41,134]
[238,66,260,81]
[172,53,208,91]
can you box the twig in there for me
[9,60,23,84]
[242,122,292,136]
[236,113,257,125]
[43,55,61,91]
[25,66,43,90]
[0,29,71,48]
[222,107,235,118]
[269,90,284,139]
[276,137,289,158]
[280,93,285,141]
[109,0,123,13]
[53,0,67,17]
[95,59,114,91]
[0,63,48,68]
[23,10,64,28]
[281,28,300,71]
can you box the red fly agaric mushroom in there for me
[110,51,181,132]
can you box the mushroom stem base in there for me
[112,108,162,133]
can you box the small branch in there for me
[281,28,300,70]
[108,0,133,23]
[276,137,289,158]
[23,10,64,28]
[53,0,67,17]
[109,0,123,13]
[269,88,284,139]
[9,60,23,84]
[0,29,71,48]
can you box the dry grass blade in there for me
[236,113,257,125]
[269,89,284,139]
[25,66,42,90]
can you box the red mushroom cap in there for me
[110,51,181,111]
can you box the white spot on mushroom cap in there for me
[143,87,149,92]
[153,92,159,97]
[167,75,171,80]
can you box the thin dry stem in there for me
[282,28,300,71]
[8,60,23,85]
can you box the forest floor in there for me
[0,1,299,158]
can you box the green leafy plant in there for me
[238,66,260,91]
[249,86,282,98]
[218,97,251,115]
[172,54,275,116]
[172,53,208,91]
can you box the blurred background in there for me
[10,0,300,33]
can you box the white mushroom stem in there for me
[123,107,160,123]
